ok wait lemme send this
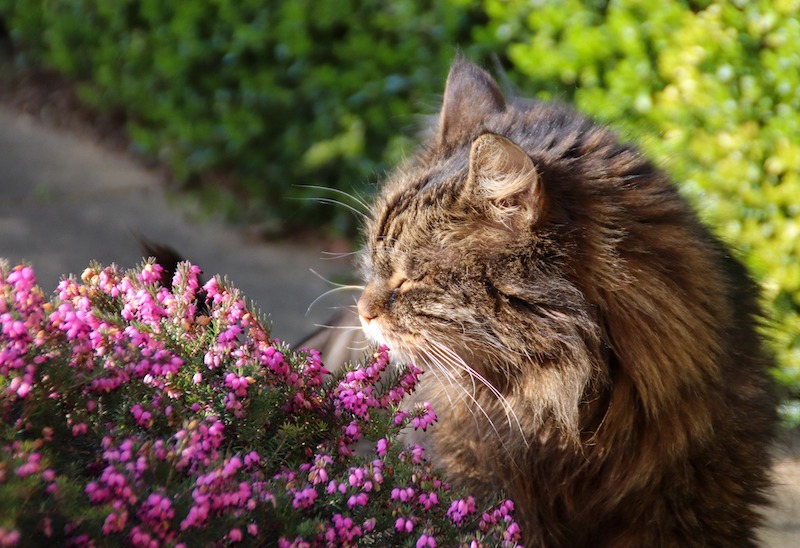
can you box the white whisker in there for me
[426,340,529,448]
[416,350,484,433]
[320,249,365,260]
[419,341,508,444]
[296,184,372,215]
[306,285,365,315]
[308,268,366,290]
[295,196,369,221]
[312,323,363,331]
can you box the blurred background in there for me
[0,0,798,425]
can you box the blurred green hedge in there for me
[1,0,798,422]
[0,0,487,233]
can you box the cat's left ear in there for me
[439,60,506,148]
[466,133,542,228]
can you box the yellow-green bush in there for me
[475,0,800,423]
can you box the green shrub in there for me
[473,0,800,423]
[0,0,486,233]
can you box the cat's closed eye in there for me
[387,278,408,307]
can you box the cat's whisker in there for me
[308,268,365,290]
[296,184,373,216]
[427,340,529,448]
[319,249,366,261]
[384,339,461,413]
[415,347,487,433]
[419,356,490,437]
[421,346,516,455]
[295,196,369,221]
[312,322,363,331]
[306,285,365,316]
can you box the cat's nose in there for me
[357,293,380,323]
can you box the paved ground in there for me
[0,106,797,545]
[0,106,355,344]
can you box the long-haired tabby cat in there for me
[352,60,777,546]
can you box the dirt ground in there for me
[761,430,800,546]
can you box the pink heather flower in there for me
[412,402,437,431]
[218,324,242,345]
[343,421,361,441]
[329,514,362,543]
[130,404,152,428]
[203,349,222,369]
[7,265,35,287]
[222,456,242,477]
[394,409,411,426]
[447,496,477,525]
[228,528,243,543]
[504,522,522,543]
[416,533,437,548]
[292,487,318,509]
[395,516,414,533]
[347,492,368,508]
[202,277,225,304]
[418,492,439,510]
[9,377,32,399]
[102,511,128,535]
[0,528,22,547]
[348,467,366,487]
[244,451,261,468]
[14,452,41,478]
[138,263,164,285]
[376,438,388,457]
[391,486,416,503]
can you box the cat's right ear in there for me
[439,60,506,148]
[466,133,542,229]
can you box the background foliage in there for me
[0,0,798,422]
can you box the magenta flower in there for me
[292,487,318,509]
[0,260,522,546]
[417,532,437,547]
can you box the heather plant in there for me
[0,259,522,547]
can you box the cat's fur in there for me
[356,60,777,546]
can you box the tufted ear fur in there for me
[466,133,542,228]
[438,60,506,148]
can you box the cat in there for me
[353,60,777,546]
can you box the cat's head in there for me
[357,60,719,431]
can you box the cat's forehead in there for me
[370,154,468,238]
[363,155,468,277]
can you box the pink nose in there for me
[357,296,378,322]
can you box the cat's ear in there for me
[439,60,506,148]
[466,133,542,228]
